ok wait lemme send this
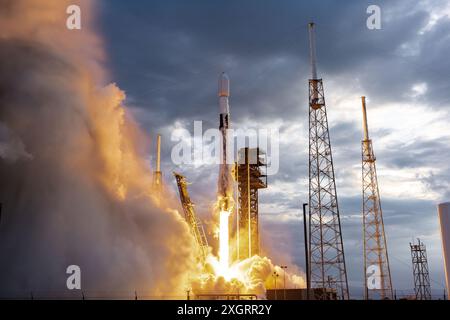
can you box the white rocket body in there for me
[218,73,232,210]
[219,72,230,131]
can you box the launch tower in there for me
[174,172,209,261]
[234,147,267,260]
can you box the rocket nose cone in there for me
[218,72,230,97]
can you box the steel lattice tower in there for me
[361,97,393,300]
[234,148,267,261]
[307,23,349,300]
[173,172,209,262]
[410,239,432,300]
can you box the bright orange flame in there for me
[192,199,306,296]
[191,152,307,296]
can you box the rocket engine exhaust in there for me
[219,210,231,272]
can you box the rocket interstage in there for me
[218,72,233,212]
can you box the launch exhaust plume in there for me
[0,0,199,298]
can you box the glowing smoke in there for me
[0,0,199,298]
[0,0,306,299]
[193,255,306,298]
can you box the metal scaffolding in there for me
[410,239,432,300]
[307,22,349,300]
[361,97,393,300]
[173,172,209,261]
[234,147,267,261]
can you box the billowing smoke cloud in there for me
[193,255,305,298]
[0,0,199,298]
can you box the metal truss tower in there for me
[234,148,267,261]
[307,22,349,300]
[410,239,432,300]
[174,172,209,261]
[361,96,394,300]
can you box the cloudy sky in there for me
[98,0,450,298]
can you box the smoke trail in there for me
[0,0,198,298]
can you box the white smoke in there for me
[192,255,305,299]
[0,0,199,298]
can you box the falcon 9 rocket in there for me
[217,72,233,212]
[217,72,233,271]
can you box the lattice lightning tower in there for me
[361,96,393,300]
[410,239,432,300]
[307,22,349,300]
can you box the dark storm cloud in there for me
[100,0,450,125]
[99,0,450,295]
[381,139,450,169]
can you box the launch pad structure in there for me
[169,26,407,300]
[195,293,257,300]
[174,172,209,261]
[234,147,267,261]
[169,24,405,301]
[172,72,269,280]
